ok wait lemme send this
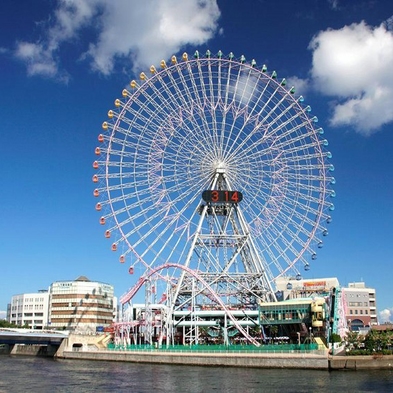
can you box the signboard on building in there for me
[303,281,326,290]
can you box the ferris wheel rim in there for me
[93,50,335,289]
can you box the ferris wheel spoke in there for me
[127,180,202,242]
[132,216,193,267]
[116,103,166,137]
[187,62,221,156]
[132,213,184,254]
[275,205,314,248]
[144,68,215,152]
[162,63,214,149]
[143,220,191,271]
[271,133,325,155]
[219,77,250,155]
[280,197,324,231]
[257,229,292,275]
[228,91,296,160]
[263,215,307,266]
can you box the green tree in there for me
[364,329,393,352]
[0,320,17,328]
[331,333,342,343]
[345,331,363,350]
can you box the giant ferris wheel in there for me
[92,50,335,345]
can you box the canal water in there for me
[0,356,393,392]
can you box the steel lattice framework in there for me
[92,50,335,345]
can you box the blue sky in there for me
[1,0,392,322]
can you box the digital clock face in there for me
[202,190,243,204]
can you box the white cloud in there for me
[285,76,310,96]
[308,19,393,135]
[327,0,339,11]
[13,0,221,80]
[15,42,60,78]
[14,0,99,82]
[379,308,393,323]
[0,310,6,320]
[385,15,393,32]
[87,0,220,74]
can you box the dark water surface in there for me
[1,356,393,392]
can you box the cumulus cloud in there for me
[15,42,62,79]
[385,15,393,32]
[86,0,221,74]
[14,0,220,80]
[308,19,393,135]
[379,308,393,323]
[285,76,310,96]
[0,310,6,320]
[15,0,99,82]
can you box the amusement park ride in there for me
[92,50,338,347]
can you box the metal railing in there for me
[107,343,320,353]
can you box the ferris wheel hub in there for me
[213,160,227,173]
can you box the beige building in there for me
[343,281,377,331]
[49,276,115,332]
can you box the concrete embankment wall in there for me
[9,344,58,357]
[59,349,329,369]
[329,355,393,370]
[56,333,329,369]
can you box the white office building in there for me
[8,289,50,329]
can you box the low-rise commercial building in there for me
[49,276,115,332]
[7,276,116,332]
[8,290,50,329]
[343,281,378,331]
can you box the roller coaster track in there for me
[120,262,260,346]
